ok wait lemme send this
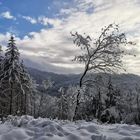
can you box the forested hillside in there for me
[0,27,140,124]
[28,67,140,97]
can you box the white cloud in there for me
[22,16,37,24]
[21,15,62,27]
[0,11,16,20]
[38,16,62,27]
[59,8,77,16]
[0,0,140,74]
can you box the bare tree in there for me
[71,23,135,120]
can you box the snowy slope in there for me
[0,116,140,140]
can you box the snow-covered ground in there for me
[0,116,140,140]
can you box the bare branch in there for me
[71,23,136,87]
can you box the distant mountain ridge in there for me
[27,67,80,95]
[28,67,80,85]
[27,67,140,96]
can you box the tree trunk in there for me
[9,82,13,115]
[74,60,90,120]
[73,89,80,120]
[38,94,44,117]
[24,93,27,114]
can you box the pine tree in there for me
[101,76,121,123]
[0,45,3,75]
[0,45,3,74]
[106,76,116,108]
[0,45,3,62]
[0,45,3,115]
[57,87,68,120]
[37,79,54,117]
[19,61,34,115]
[0,36,33,116]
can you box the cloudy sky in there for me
[0,0,140,74]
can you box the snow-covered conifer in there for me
[0,36,34,116]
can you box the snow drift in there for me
[0,116,140,140]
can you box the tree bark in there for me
[9,82,13,115]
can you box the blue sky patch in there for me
[0,0,75,38]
